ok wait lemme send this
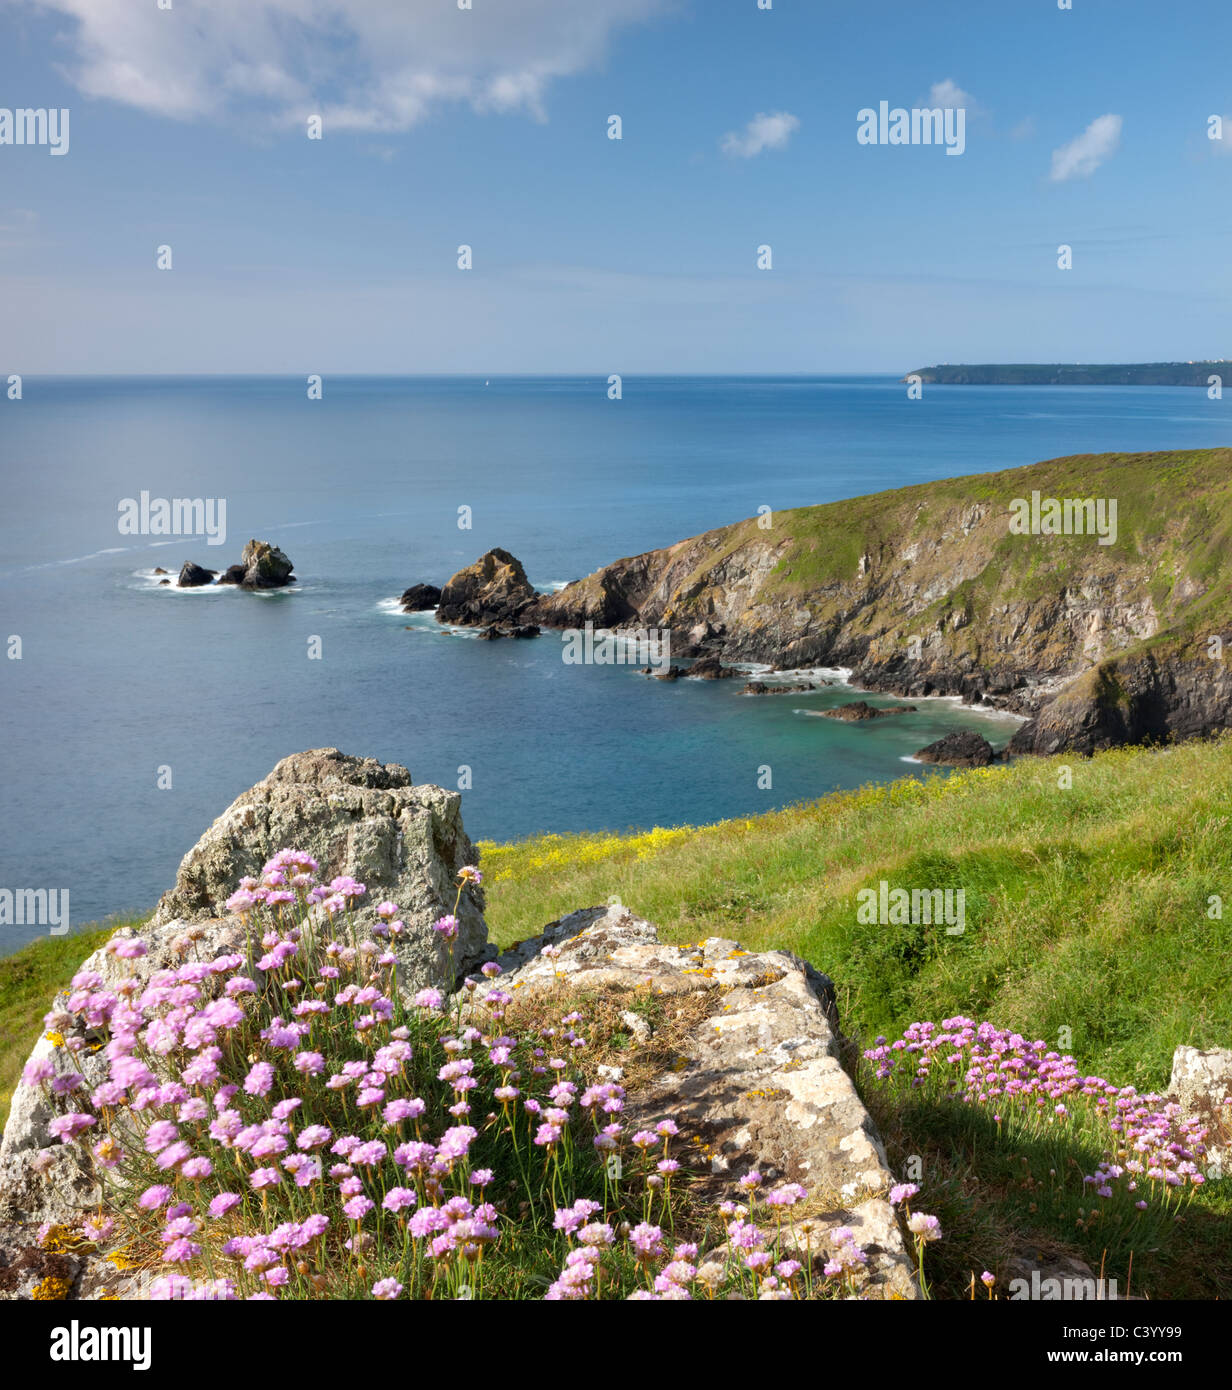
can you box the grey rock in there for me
[470,904,917,1299]
[150,748,488,994]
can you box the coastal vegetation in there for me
[6,736,1231,1298]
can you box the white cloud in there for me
[18,0,669,130]
[928,79,975,111]
[1050,114,1122,181]
[719,110,800,159]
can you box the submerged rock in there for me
[914,731,998,766]
[818,700,917,721]
[742,679,819,695]
[686,652,736,680]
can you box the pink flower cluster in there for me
[864,1018,1210,1202]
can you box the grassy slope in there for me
[477,738,1232,1297]
[655,450,1232,656]
[0,925,119,1130]
[480,737,1232,1092]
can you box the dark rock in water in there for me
[653,666,682,680]
[436,549,537,626]
[158,579,170,586]
[216,564,247,586]
[818,700,917,721]
[742,680,818,695]
[239,539,294,589]
[686,652,736,680]
[477,627,504,641]
[509,624,540,639]
[177,562,217,587]
[400,583,443,613]
[915,731,997,766]
[152,567,168,575]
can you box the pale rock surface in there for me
[474,903,918,1299]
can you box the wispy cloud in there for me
[928,79,976,111]
[21,0,669,131]
[719,111,800,159]
[1050,114,1122,181]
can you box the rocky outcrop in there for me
[151,749,487,988]
[400,583,442,612]
[915,731,998,766]
[176,561,216,587]
[181,540,295,591]
[514,449,1232,757]
[0,750,493,1298]
[1008,651,1232,756]
[470,904,918,1299]
[817,701,917,722]
[686,652,735,680]
[435,549,537,626]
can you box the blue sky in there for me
[0,0,1229,372]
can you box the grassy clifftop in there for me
[481,735,1232,1091]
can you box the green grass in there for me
[477,736,1232,1297]
[480,737,1232,1091]
[0,922,136,1131]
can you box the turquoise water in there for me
[0,375,1226,945]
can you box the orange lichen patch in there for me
[32,1274,74,1300]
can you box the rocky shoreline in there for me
[397,448,1232,759]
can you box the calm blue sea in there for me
[0,376,1226,948]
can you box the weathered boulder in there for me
[215,563,248,586]
[817,700,917,722]
[914,730,998,766]
[399,583,442,612]
[1169,1046,1232,1170]
[435,549,537,626]
[176,561,216,587]
[471,904,918,1299]
[150,749,488,989]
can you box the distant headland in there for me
[903,362,1232,387]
